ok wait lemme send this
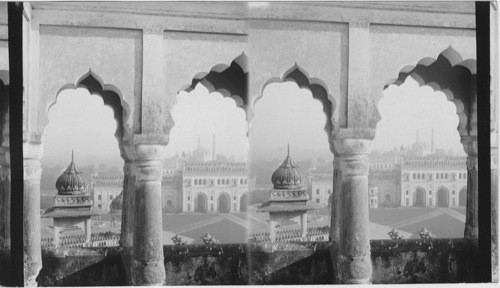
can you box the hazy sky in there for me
[249,81,331,161]
[42,88,121,168]
[168,83,248,161]
[373,77,464,154]
[42,75,464,168]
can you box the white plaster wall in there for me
[163,31,246,108]
[370,25,476,121]
[38,25,142,134]
[311,180,332,207]
[248,20,348,126]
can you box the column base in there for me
[24,260,42,287]
[338,254,372,284]
[131,256,165,286]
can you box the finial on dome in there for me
[287,143,290,157]
[71,150,74,163]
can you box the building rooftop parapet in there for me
[184,161,248,172]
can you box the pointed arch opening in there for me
[40,71,129,248]
[382,46,476,138]
[437,187,450,208]
[252,64,337,139]
[217,192,231,213]
[413,187,426,207]
[49,70,132,142]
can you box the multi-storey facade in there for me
[309,166,333,206]
[89,175,123,212]
[161,161,251,213]
[369,153,401,207]
[161,138,251,213]
[369,187,379,208]
[400,156,467,207]
[311,133,467,208]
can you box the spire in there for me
[416,129,420,143]
[287,143,290,157]
[71,150,74,163]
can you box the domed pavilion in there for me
[257,145,318,242]
[108,190,123,232]
[42,151,103,247]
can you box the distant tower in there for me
[431,128,435,154]
[197,135,201,149]
[416,129,420,143]
[257,144,318,241]
[42,151,103,247]
[212,134,216,161]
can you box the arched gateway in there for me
[195,193,208,213]
[218,193,230,213]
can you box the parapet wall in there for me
[0,239,480,286]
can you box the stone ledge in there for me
[0,239,481,286]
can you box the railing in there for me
[41,231,119,248]
[249,225,329,243]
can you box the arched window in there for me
[194,179,198,185]
[413,173,416,180]
[217,179,220,185]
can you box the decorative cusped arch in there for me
[180,53,248,110]
[252,63,337,142]
[383,46,476,137]
[47,70,132,144]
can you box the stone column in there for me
[330,158,341,243]
[53,225,60,248]
[0,145,10,250]
[332,137,372,284]
[301,212,307,238]
[85,218,91,243]
[269,219,276,242]
[23,143,43,286]
[120,159,135,248]
[131,142,166,285]
[462,135,478,239]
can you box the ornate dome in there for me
[55,151,90,195]
[110,190,123,213]
[271,145,304,189]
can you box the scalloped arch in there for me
[383,46,476,137]
[252,63,337,146]
[46,70,132,143]
[180,53,248,111]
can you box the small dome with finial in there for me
[55,151,90,195]
[110,190,123,214]
[271,144,304,189]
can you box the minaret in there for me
[430,128,435,154]
[212,135,216,161]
